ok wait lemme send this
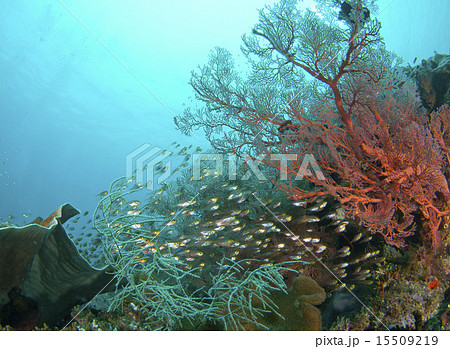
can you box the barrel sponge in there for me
[0,204,114,328]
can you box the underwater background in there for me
[1,0,450,332]
[0,0,448,219]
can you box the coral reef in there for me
[376,279,444,328]
[175,0,450,250]
[328,243,450,330]
[87,140,392,330]
[69,300,153,331]
[90,164,340,330]
[441,306,450,328]
[3,1,450,332]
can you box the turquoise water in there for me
[0,0,448,220]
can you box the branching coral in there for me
[92,175,308,330]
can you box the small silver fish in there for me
[350,232,363,243]
[300,215,319,223]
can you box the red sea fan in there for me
[176,0,450,248]
[261,95,450,248]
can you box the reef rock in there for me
[0,204,114,328]
[408,52,450,112]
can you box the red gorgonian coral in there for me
[175,0,450,248]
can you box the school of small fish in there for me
[0,142,382,292]
[88,146,381,291]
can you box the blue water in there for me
[0,0,449,221]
